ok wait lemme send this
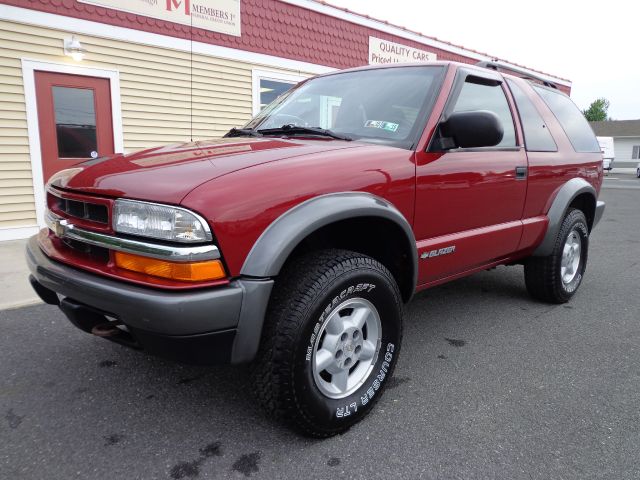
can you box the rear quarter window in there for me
[533,86,600,153]
[507,80,557,152]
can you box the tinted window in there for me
[452,80,516,147]
[533,86,600,153]
[52,86,97,158]
[506,80,557,152]
[247,66,444,149]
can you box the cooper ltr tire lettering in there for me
[252,249,403,438]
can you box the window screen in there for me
[533,86,600,153]
[507,80,557,152]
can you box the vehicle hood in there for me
[56,138,364,204]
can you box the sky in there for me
[333,0,639,120]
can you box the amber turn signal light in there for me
[114,252,226,282]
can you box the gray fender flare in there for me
[533,178,596,257]
[232,192,417,364]
[241,191,418,286]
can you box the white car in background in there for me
[596,136,615,171]
[637,162,640,178]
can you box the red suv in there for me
[27,61,605,437]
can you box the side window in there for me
[506,79,557,152]
[632,146,640,160]
[533,86,600,153]
[452,80,516,147]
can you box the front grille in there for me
[61,237,111,262]
[48,190,109,224]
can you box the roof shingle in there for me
[5,0,571,93]
[589,120,640,137]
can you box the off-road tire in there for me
[252,249,403,437]
[524,208,589,303]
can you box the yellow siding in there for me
[0,178,33,188]
[0,211,37,222]
[0,202,34,213]
[0,218,38,228]
[1,195,35,205]
[0,18,312,233]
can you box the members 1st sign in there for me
[79,0,241,37]
[369,37,436,65]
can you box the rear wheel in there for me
[524,208,589,303]
[252,249,403,437]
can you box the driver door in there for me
[413,69,528,285]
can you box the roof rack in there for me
[475,61,558,89]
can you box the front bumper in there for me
[26,236,273,365]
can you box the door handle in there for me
[515,166,527,180]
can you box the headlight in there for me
[113,200,212,243]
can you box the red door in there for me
[414,70,528,285]
[35,72,114,183]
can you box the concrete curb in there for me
[0,298,43,311]
[0,238,41,312]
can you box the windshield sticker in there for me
[364,120,399,132]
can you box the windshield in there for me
[245,66,444,149]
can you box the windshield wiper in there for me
[224,127,263,138]
[258,125,352,141]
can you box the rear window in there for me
[507,80,557,152]
[533,86,600,153]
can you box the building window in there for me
[252,70,306,116]
[259,79,295,112]
[52,86,97,158]
[633,146,640,159]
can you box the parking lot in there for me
[1,175,639,480]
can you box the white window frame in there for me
[319,96,342,129]
[251,69,307,117]
[19,59,124,235]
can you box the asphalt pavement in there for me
[1,176,639,479]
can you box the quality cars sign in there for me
[79,0,241,37]
[368,36,436,65]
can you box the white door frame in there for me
[20,58,124,231]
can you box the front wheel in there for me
[252,249,403,437]
[524,208,589,303]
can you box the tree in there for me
[582,98,610,122]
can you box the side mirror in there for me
[438,110,504,149]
